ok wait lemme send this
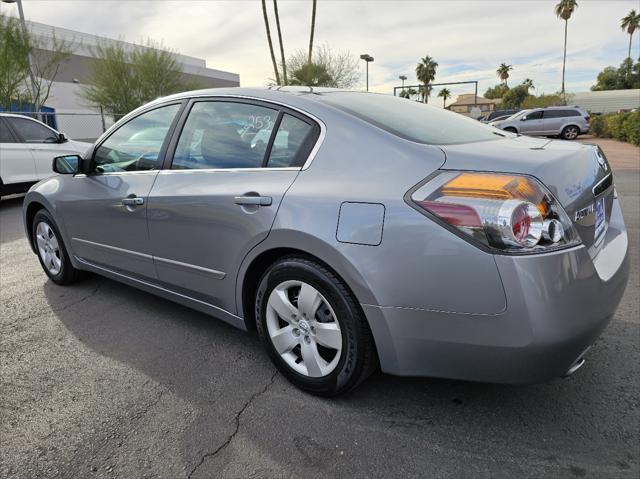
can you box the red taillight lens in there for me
[416,200,482,228]
[585,116,591,123]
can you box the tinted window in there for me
[319,92,501,145]
[524,111,543,120]
[9,117,58,143]
[172,101,277,169]
[94,104,179,172]
[0,119,15,142]
[267,114,314,167]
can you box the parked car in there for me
[479,109,521,123]
[0,113,91,197]
[491,106,591,140]
[22,88,628,396]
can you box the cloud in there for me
[8,0,640,97]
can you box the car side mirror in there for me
[52,154,81,174]
[58,133,68,143]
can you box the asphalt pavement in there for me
[1,138,638,479]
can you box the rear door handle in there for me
[234,195,272,206]
[122,197,144,206]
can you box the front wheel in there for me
[255,257,377,396]
[32,209,81,285]
[503,127,517,134]
[561,125,580,140]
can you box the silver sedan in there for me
[23,88,629,396]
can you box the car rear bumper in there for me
[364,198,629,383]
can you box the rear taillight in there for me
[585,116,591,123]
[410,172,581,253]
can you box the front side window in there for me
[9,117,58,143]
[172,101,278,170]
[525,111,543,120]
[93,104,180,173]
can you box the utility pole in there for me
[360,54,374,92]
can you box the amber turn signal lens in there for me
[441,173,550,217]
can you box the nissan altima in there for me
[22,88,629,396]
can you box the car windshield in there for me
[318,92,504,145]
[506,110,530,121]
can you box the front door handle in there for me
[234,195,272,206]
[122,197,144,206]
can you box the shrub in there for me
[592,111,640,146]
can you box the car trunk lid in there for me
[439,135,614,254]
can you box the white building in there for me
[29,21,240,140]
[570,89,640,115]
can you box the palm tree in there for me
[261,0,280,85]
[555,0,578,95]
[308,0,317,67]
[273,0,287,85]
[496,63,513,86]
[438,88,451,108]
[621,10,640,60]
[523,78,534,92]
[415,56,438,103]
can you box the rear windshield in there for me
[318,92,504,145]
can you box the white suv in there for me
[491,107,591,140]
[0,113,91,197]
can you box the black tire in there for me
[255,256,377,396]
[561,125,579,140]
[503,127,517,134]
[32,209,81,285]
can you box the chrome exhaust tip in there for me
[563,357,586,378]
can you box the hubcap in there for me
[565,127,578,139]
[266,280,342,378]
[35,222,62,275]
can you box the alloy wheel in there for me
[36,221,62,276]
[266,280,343,378]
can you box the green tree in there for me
[0,14,71,112]
[496,63,513,86]
[501,84,531,109]
[591,58,640,90]
[522,78,534,92]
[399,87,417,100]
[555,0,578,95]
[283,44,359,88]
[484,84,509,99]
[82,40,195,118]
[0,14,30,110]
[437,88,451,108]
[621,10,640,61]
[415,56,438,103]
[261,0,280,85]
[521,93,565,109]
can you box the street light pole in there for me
[360,54,374,92]
[399,75,407,89]
[2,0,38,112]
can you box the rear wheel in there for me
[255,256,377,396]
[561,125,579,140]
[32,209,81,285]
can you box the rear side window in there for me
[0,119,15,143]
[319,92,501,145]
[267,114,314,167]
[94,103,180,172]
[172,101,278,170]
[544,109,580,118]
[8,117,58,143]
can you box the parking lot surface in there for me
[1,138,638,478]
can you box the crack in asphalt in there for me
[187,370,278,479]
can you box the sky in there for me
[4,0,639,101]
